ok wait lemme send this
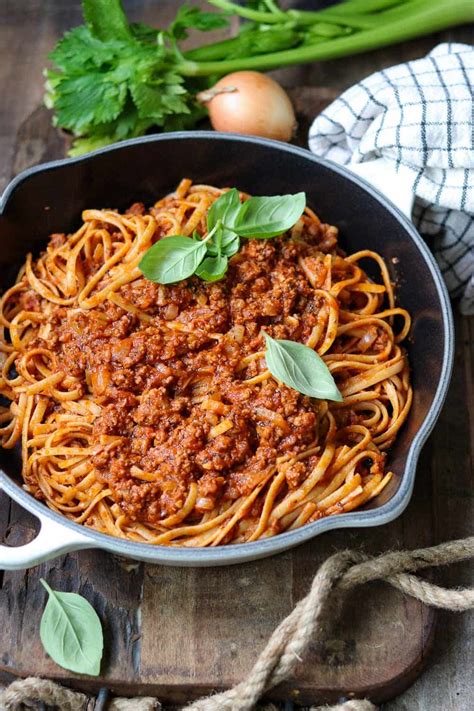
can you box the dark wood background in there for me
[0,2,473,709]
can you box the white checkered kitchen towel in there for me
[308,43,474,314]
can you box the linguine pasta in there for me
[0,179,412,546]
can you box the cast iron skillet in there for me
[0,132,454,569]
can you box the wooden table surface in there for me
[0,2,473,709]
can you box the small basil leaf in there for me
[39,579,103,676]
[235,192,306,238]
[208,188,241,232]
[264,333,343,401]
[221,231,240,256]
[139,235,207,284]
[195,254,228,282]
[208,229,240,257]
[207,189,242,256]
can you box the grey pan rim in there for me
[0,131,454,566]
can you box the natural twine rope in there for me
[1,537,474,711]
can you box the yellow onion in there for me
[198,71,297,142]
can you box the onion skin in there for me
[199,71,297,142]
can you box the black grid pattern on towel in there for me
[308,43,474,314]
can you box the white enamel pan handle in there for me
[0,485,92,570]
[346,158,414,218]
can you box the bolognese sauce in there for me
[0,180,412,545]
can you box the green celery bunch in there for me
[45,0,229,154]
[44,0,474,155]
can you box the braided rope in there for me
[1,537,473,711]
[0,677,87,710]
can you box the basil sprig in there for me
[40,579,103,676]
[264,333,343,402]
[196,254,228,282]
[139,189,305,284]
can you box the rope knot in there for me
[1,538,474,711]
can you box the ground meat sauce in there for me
[2,180,413,545]
[37,202,343,527]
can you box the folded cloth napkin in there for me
[308,43,474,315]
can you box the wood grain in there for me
[390,315,474,711]
[0,2,473,708]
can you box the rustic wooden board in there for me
[0,2,473,708]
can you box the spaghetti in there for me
[0,179,412,546]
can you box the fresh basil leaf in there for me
[213,222,223,256]
[221,231,240,257]
[196,254,228,282]
[235,192,306,238]
[207,189,242,257]
[39,579,103,676]
[207,228,240,257]
[208,189,241,231]
[139,235,207,284]
[207,226,240,260]
[264,333,343,401]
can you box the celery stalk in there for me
[181,0,474,76]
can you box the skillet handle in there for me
[0,495,92,570]
[346,158,414,219]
